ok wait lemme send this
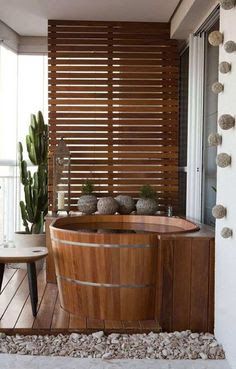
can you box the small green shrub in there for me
[82,180,94,195]
[139,185,157,199]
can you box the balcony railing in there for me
[0,161,21,245]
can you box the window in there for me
[202,20,219,226]
[185,7,220,224]
[179,47,189,215]
[0,45,18,245]
[0,45,47,244]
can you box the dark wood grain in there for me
[159,228,215,333]
[190,239,210,332]
[87,319,104,330]
[69,315,87,330]
[47,215,214,331]
[45,217,57,283]
[49,215,200,321]
[208,239,215,333]
[172,238,192,331]
[159,239,174,331]
[0,269,161,334]
[33,283,58,329]
[51,295,70,329]
[0,231,214,336]
[48,20,179,213]
[0,273,29,329]
[0,269,27,318]
[15,270,47,329]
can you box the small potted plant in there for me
[14,111,48,259]
[136,185,158,215]
[77,179,97,214]
[97,197,119,215]
[115,195,135,214]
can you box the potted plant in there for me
[115,195,135,214]
[77,179,97,214]
[97,197,119,215]
[14,111,48,252]
[136,185,158,215]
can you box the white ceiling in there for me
[0,0,180,36]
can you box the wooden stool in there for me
[0,247,48,317]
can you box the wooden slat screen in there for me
[48,20,179,212]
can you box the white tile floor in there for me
[0,355,231,369]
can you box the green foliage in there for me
[139,185,157,199]
[18,111,48,234]
[82,179,94,195]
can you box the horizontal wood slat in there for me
[50,86,178,92]
[48,59,179,66]
[48,20,179,212]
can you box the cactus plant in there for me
[18,111,48,234]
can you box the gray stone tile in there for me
[0,355,231,369]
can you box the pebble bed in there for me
[0,331,225,360]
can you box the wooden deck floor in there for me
[0,267,161,335]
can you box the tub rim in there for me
[49,214,200,237]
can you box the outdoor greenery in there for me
[18,111,48,234]
[81,179,94,195]
[139,185,157,199]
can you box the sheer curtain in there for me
[186,34,205,222]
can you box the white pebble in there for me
[92,331,104,340]
[108,333,120,340]
[70,333,80,340]
[102,352,113,360]
[0,331,225,360]
[94,344,105,353]
[190,333,199,339]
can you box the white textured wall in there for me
[215,6,236,369]
[171,0,218,39]
[0,20,19,51]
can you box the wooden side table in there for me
[0,247,48,316]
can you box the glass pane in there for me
[17,54,48,144]
[0,46,18,162]
[202,21,219,226]
[0,47,48,244]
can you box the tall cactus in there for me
[18,111,48,234]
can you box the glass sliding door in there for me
[179,47,189,216]
[184,7,219,224]
[202,20,219,226]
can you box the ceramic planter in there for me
[115,195,135,214]
[136,198,158,215]
[78,195,97,214]
[97,197,119,215]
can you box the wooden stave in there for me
[50,219,158,320]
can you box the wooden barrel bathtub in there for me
[50,215,199,321]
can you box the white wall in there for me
[0,20,47,54]
[215,6,236,369]
[171,0,218,39]
[0,20,19,51]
